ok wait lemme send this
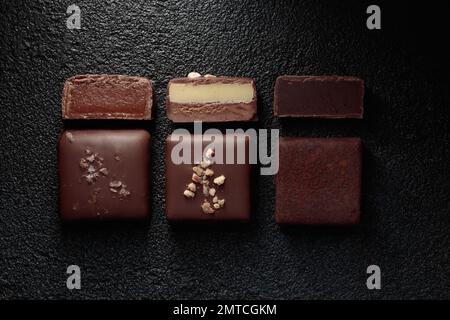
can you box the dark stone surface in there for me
[0,0,449,299]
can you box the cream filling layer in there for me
[169,83,254,104]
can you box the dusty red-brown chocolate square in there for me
[276,137,362,225]
[59,130,151,221]
[165,133,251,222]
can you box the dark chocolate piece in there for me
[166,76,257,122]
[274,75,364,118]
[59,130,151,220]
[165,134,251,221]
[63,74,153,120]
[276,137,361,225]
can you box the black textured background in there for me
[1,0,449,299]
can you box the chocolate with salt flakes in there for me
[62,74,153,120]
[165,134,251,222]
[276,137,362,225]
[274,75,364,118]
[166,76,257,122]
[59,130,151,221]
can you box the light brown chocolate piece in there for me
[63,74,153,120]
[166,77,257,122]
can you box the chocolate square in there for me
[59,130,151,221]
[165,134,251,222]
[276,138,362,225]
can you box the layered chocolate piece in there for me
[59,130,151,220]
[165,133,251,221]
[63,74,153,120]
[276,137,362,225]
[274,75,364,118]
[166,75,257,122]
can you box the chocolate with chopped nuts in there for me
[165,133,251,222]
[59,130,151,220]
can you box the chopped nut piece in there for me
[218,199,225,207]
[85,173,98,184]
[183,190,195,198]
[203,184,209,196]
[87,165,96,173]
[192,173,202,183]
[192,166,204,176]
[209,188,216,197]
[201,201,215,214]
[187,71,201,79]
[114,155,120,161]
[213,203,220,209]
[213,175,225,185]
[119,187,131,198]
[213,196,218,203]
[86,154,95,163]
[99,168,109,176]
[109,180,122,188]
[187,183,197,192]
[204,168,214,176]
[79,158,89,168]
[110,188,118,193]
[85,149,92,155]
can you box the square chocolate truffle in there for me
[276,138,362,225]
[59,130,151,221]
[165,133,251,222]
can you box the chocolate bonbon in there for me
[166,73,257,122]
[59,130,151,220]
[274,75,364,118]
[165,133,251,221]
[276,137,362,225]
[63,74,153,120]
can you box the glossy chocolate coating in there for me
[276,137,362,225]
[59,130,151,220]
[165,134,251,221]
[274,75,364,118]
[62,74,153,120]
[166,77,257,122]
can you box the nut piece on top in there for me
[63,74,153,120]
[166,72,257,122]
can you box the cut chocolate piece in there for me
[274,75,364,118]
[63,74,153,120]
[166,76,257,122]
[59,130,151,220]
[276,137,362,225]
[165,133,251,221]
